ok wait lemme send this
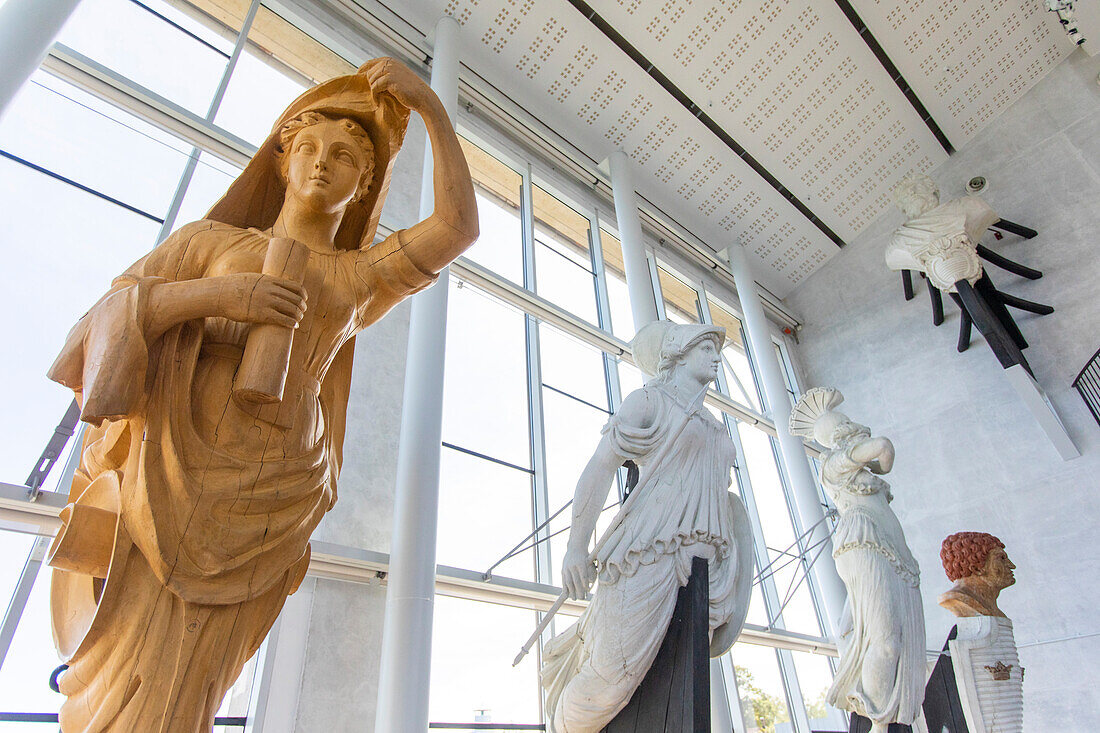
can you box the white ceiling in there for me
[852,0,1073,147]
[382,0,1075,297]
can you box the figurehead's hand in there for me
[561,545,596,601]
[366,58,438,112]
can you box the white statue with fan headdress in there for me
[790,388,925,733]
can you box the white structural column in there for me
[0,0,82,119]
[373,16,460,732]
[723,243,848,634]
[608,150,660,333]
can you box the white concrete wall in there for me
[786,51,1100,730]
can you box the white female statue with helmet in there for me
[528,319,755,733]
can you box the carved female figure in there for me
[789,388,924,733]
[44,59,477,732]
[541,320,754,733]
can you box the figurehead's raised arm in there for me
[366,59,478,274]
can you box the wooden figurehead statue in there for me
[44,58,477,732]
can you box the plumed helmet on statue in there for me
[630,320,725,381]
[789,386,848,447]
[205,58,411,251]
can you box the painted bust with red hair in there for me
[939,532,1016,618]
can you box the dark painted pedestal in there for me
[847,714,912,733]
[601,557,710,732]
[921,626,970,733]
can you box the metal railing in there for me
[1073,346,1100,427]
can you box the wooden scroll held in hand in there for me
[234,237,309,404]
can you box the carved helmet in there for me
[630,319,725,379]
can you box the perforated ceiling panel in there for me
[851,0,1074,147]
[597,0,947,241]
[396,0,838,296]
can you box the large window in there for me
[0,1,844,730]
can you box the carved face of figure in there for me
[894,173,940,219]
[677,336,722,385]
[283,118,373,214]
[980,546,1016,590]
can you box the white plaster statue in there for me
[885,172,998,292]
[939,532,1023,733]
[789,388,925,733]
[540,320,754,733]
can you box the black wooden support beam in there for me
[602,558,710,732]
[929,284,944,327]
[991,219,1038,240]
[975,244,1043,280]
[997,290,1054,315]
[955,279,1032,374]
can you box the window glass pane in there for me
[57,0,233,115]
[542,389,611,585]
[429,596,541,727]
[534,240,599,325]
[730,644,793,733]
[457,137,524,284]
[738,424,822,634]
[438,448,535,581]
[0,72,191,219]
[791,650,848,731]
[532,185,592,271]
[533,185,598,324]
[173,152,243,228]
[539,324,609,411]
[598,226,636,339]
[707,297,761,412]
[746,569,770,627]
[617,360,646,397]
[656,265,700,323]
[0,157,161,487]
[738,426,798,557]
[0,562,62,717]
[0,532,35,618]
[769,555,824,636]
[213,45,309,146]
[441,281,531,469]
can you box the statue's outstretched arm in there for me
[367,59,478,274]
[849,435,894,474]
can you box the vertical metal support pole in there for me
[374,16,460,733]
[722,244,847,635]
[607,150,660,333]
[520,162,554,588]
[0,0,83,120]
